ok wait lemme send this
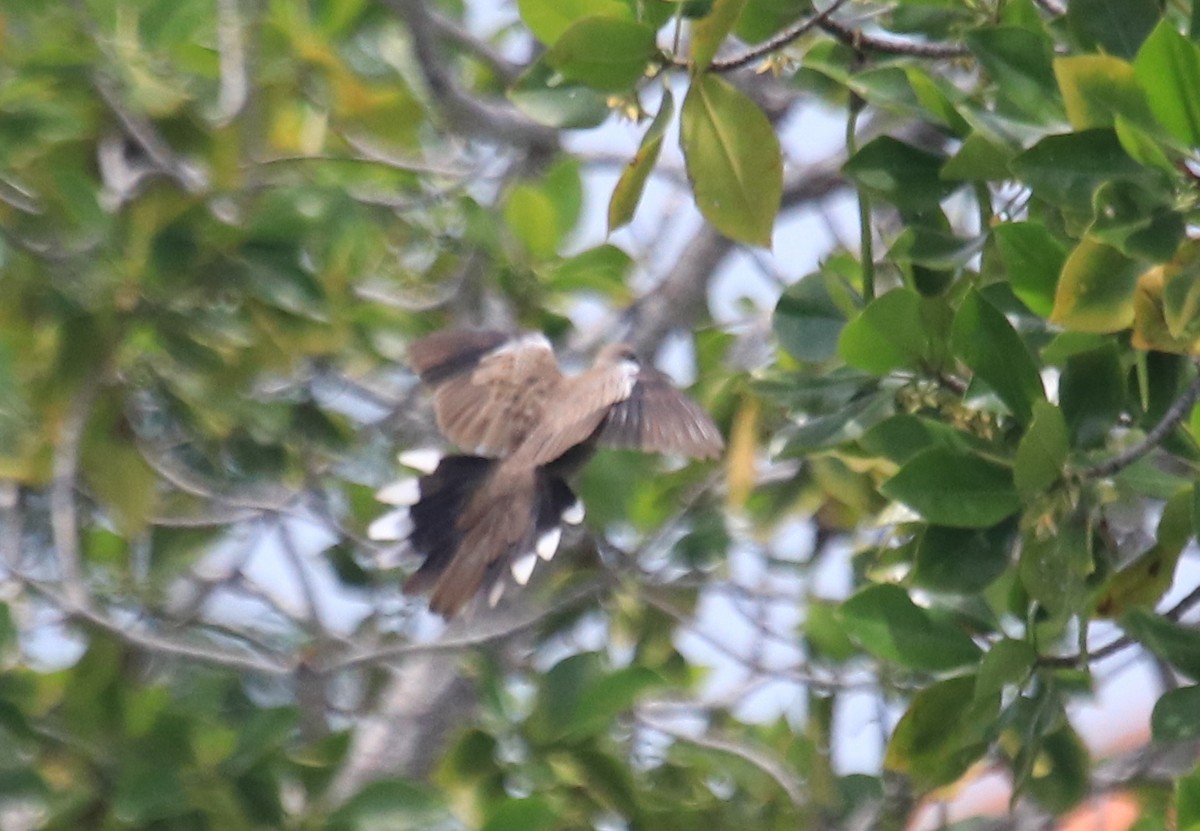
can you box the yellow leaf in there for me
[725,394,759,510]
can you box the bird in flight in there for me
[369,328,724,617]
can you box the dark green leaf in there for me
[1067,0,1160,59]
[881,448,1021,528]
[773,271,854,362]
[1011,129,1145,212]
[1121,609,1200,680]
[1058,343,1124,449]
[1018,510,1093,616]
[885,675,996,790]
[777,389,895,455]
[480,798,556,831]
[975,638,1036,701]
[839,584,982,671]
[1151,685,1200,741]
[517,0,632,44]
[966,27,1063,122]
[842,137,954,211]
[951,288,1045,425]
[913,521,1016,594]
[994,221,1068,317]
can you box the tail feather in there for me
[394,454,579,616]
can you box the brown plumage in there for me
[373,329,724,617]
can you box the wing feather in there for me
[597,366,724,459]
[408,330,564,456]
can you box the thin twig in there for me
[1076,370,1200,480]
[637,710,806,806]
[819,18,970,58]
[668,0,854,72]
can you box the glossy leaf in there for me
[842,136,954,211]
[881,448,1021,528]
[966,26,1063,122]
[680,73,782,247]
[509,59,611,128]
[913,521,1016,594]
[773,270,855,362]
[838,288,945,375]
[1066,0,1160,59]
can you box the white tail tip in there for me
[397,448,442,474]
[511,551,538,586]
[376,477,420,506]
[535,527,562,561]
[368,509,413,541]
[561,500,585,525]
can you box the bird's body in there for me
[369,329,724,617]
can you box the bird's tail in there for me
[370,453,582,617]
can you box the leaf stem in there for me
[846,96,874,301]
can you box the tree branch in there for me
[379,0,557,151]
[819,18,970,58]
[1076,369,1200,480]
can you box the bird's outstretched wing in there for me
[596,365,724,459]
[408,329,564,457]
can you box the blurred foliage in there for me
[5,0,1200,828]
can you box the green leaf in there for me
[881,448,1021,528]
[859,414,978,465]
[975,638,1036,701]
[548,244,634,296]
[680,73,782,246]
[1024,722,1090,813]
[1067,0,1160,59]
[994,222,1068,317]
[113,765,186,824]
[913,521,1016,594]
[1090,180,1184,263]
[839,584,982,671]
[1178,768,1200,830]
[805,598,858,662]
[885,675,996,790]
[608,90,673,232]
[1152,686,1200,740]
[951,288,1044,426]
[1096,489,1195,617]
[1014,400,1069,499]
[966,26,1064,123]
[328,779,447,830]
[1134,21,1200,147]
[1058,343,1124,449]
[1011,129,1145,212]
[838,288,944,375]
[508,59,611,129]
[1018,509,1093,615]
[842,136,954,211]
[517,0,632,44]
[1054,55,1156,131]
[778,389,895,455]
[480,798,556,831]
[1121,608,1200,680]
[772,270,854,362]
[690,0,749,71]
[735,0,809,44]
[571,666,664,737]
[1051,237,1141,333]
[546,17,657,92]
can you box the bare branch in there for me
[379,0,557,151]
[424,5,523,85]
[214,0,248,123]
[819,18,970,59]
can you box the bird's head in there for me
[595,342,639,368]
